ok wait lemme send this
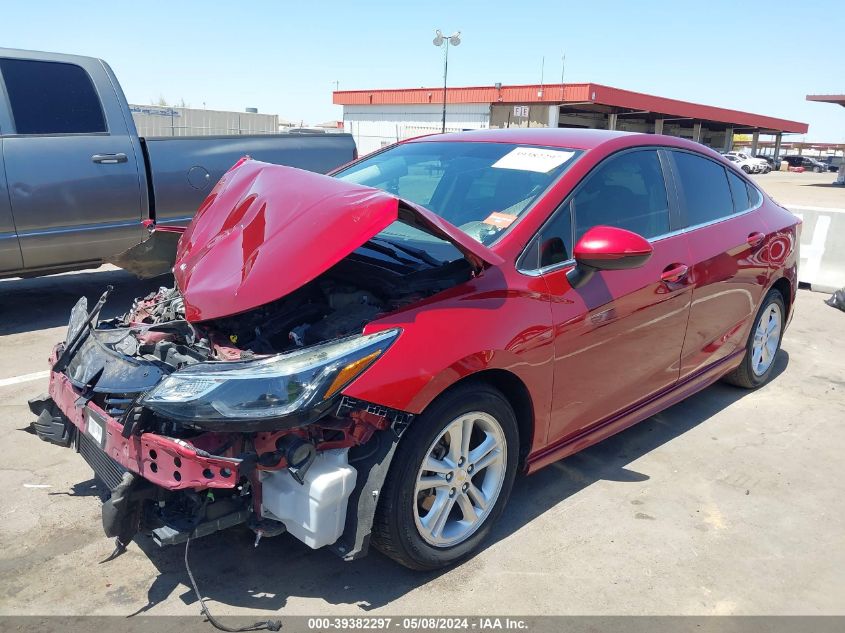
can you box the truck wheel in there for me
[372,383,519,570]
[722,288,785,389]
[741,165,751,174]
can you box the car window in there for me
[672,151,734,227]
[726,170,751,212]
[519,201,574,270]
[747,183,763,207]
[0,58,106,135]
[572,150,670,240]
[335,141,581,246]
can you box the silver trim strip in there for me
[518,202,764,277]
[154,215,193,225]
[17,219,141,238]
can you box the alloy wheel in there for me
[413,411,507,548]
[751,302,782,376]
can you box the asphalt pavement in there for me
[0,266,843,617]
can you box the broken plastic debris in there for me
[824,287,845,312]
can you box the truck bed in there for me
[143,133,356,225]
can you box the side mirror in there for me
[566,225,653,289]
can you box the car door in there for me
[0,53,145,271]
[0,85,23,274]
[522,148,693,447]
[667,150,769,378]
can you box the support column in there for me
[547,105,560,128]
[724,127,734,151]
[751,130,760,156]
[654,118,664,135]
[607,113,618,131]
[773,133,782,160]
[692,121,702,143]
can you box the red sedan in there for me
[32,128,799,571]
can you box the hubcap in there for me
[751,302,782,376]
[413,411,506,548]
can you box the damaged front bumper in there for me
[32,336,413,561]
[32,354,243,491]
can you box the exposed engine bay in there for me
[31,242,470,562]
[123,245,470,366]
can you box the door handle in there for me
[747,232,765,247]
[661,263,689,283]
[92,153,128,164]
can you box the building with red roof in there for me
[334,82,808,157]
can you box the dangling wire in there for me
[184,535,282,632]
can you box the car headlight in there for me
[141,328,399,422]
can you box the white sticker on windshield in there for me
[492,147,575,173]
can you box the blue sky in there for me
[3,0,843,141]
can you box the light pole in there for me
[433,29,461,134]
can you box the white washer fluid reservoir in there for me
[259,448,357,549]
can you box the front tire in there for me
[741,165,751,174]
[372,383,519,570]
[723,288,785,389]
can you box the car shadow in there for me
[489,351,789,547]
[799,182,842,188]
[101,350,789,617]
[0,268,169,336]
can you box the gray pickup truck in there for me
[0,48,356,279]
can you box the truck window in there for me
[0,58,106,135]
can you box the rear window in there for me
[727,170,751,212]
[672,151,734,227]
[0,58,106,135]
[747,183,763,207]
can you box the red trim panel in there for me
[48,369,240,490]
[806,94,845,106]
[333,82,807,133]
[525,349,745,474]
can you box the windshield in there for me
[334,141,581,247]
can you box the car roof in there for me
[403,127,719,155]
[404,128,636,150]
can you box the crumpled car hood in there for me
[174,158,502,322]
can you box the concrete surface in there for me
[1,277,843,617]
[751,171,845,293]
[0,172,843,618]
[751,170,843,209]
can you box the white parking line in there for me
[0,370,50,388]
[785,204,845,214]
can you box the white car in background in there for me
[725,151,770,173]
[722,154,758,174]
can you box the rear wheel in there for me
[723,289,785,389]
[372,384,519,570]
